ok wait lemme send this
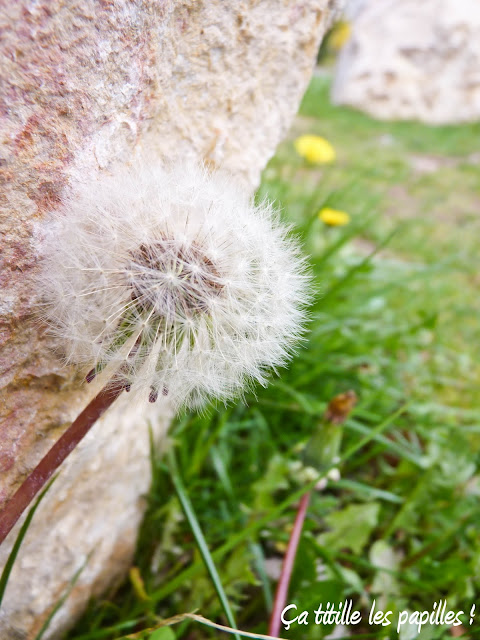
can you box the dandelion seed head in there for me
[39,163,311,410]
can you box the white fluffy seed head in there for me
[39,163,311,410]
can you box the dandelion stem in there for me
[0,383,124,546]
[268,490,310,638]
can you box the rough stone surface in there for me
[332,0,480,124]
[0,1,337,637]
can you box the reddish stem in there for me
[0,383,123,546]
[268,491,311,638]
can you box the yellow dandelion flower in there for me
[318,207,351,226]
[294,135,336,164]
[329,21,351,50]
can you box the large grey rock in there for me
[332,0,480,124]
[0,0,338,637]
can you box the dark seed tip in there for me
[86,368,96,383]
[149,388,159,403]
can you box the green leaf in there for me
[369,540,401,597]
[318,502,380,554]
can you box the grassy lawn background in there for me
[64,74,480,640]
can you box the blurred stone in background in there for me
[332,0,480,124]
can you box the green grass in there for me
[65,75,480,640]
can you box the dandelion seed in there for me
[294,135,336,164]
[39,162,311,410]
[318,207,351,226]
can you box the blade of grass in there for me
[340,403,407,461]
[210,445,273,612]
[186,410,231,480]
[270,380,320,414]
[0,474,57,607]
[332,478,403,504]
[34,553,91,640]
[401,508,479,569]
[320,229,397,303]
[345,419,424,467]
[383,468,434,539]
[168,449,241,640]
